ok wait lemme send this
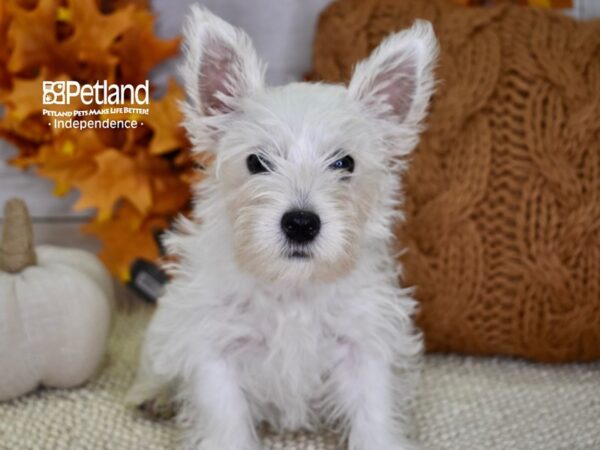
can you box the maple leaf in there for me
[58,0,136,82]
[83,200,167,281]
[95,98,150,154]
[7,0,61,74]
[1,74,44,120]
[37,130,105,196]
[134,150,191,215]
[73,148,153,220]
[145,80,187,155]
[113,9,180,85]
[0,70,76,121]
[150,172,191,216]
[0,69,81,163]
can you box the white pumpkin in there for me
[0,198,114,401]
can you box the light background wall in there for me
[1,0,598,219]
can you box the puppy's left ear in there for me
[181,6,265,119]
[349,20,438,128]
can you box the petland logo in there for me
[42,80,150,130]
[43,80,149,106]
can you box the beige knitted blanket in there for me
[1,306,599,450]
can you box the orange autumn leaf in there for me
[73,148,153,220]
[67,0,136,52]
[146,80,186,155]
[114,9,180,85]
[83,201,167,281]
[0,70,77,121]
[1,74,44,120]
[97,111,142,155]
[134,150,192,215]
[7,0,61,74]
[37,130,105,195]
[58,0,136,82]
[150,173,191,216]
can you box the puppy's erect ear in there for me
[349,20,438,127]
[181,6,265,118]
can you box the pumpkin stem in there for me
[0,198,37,273]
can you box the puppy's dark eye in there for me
[247,154,270,174]
[329,155,354,173]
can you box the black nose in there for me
[281,210,321,244]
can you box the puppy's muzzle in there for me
[281,210,321,245]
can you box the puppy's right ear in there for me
[181,6,265,124]
[349,20,438,130]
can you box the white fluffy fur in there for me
[127,5,438,450]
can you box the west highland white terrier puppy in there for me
[127,5,438,450]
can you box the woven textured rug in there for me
[1,306,599,450]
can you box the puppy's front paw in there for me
[125,384,177,420]
[136,393,177,420]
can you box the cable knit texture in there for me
[312,0,600,362]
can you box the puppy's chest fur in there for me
[221,289,349,428]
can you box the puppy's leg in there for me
[329,351,418,450]
[182,358,259,450]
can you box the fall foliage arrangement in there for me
[0,0,202,281]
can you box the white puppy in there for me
[127,6,438,450]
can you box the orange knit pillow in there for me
[312,0,600,362]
